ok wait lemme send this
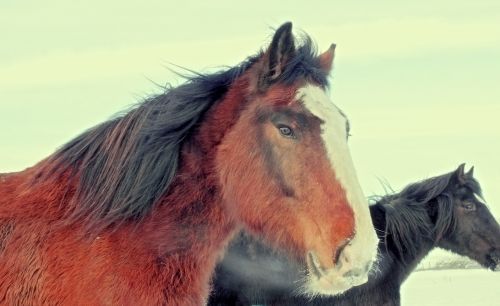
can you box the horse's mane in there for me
[376,170,482,261]
[38,35,328,231]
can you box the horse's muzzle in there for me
[487,249,500,271]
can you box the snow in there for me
[401,269,500,306]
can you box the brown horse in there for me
[0,23,378,305]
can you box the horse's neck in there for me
[353,243,433,306]
[135,158,237,254]
[126,128,240,303]
[106,76,249,251]
[371,203,435,284]
[377,240,434,285]
[135,76,250,253]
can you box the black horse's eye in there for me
[278,125,295,138]
[462,202,476,211]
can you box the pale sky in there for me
[1,0,499,242]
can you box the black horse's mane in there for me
[38,35,328,231]
[376,170,482,261]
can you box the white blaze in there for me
[297,84,379,294]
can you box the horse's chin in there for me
[302,255,368,297]
[302,251,372,296]
[302,272,367,297]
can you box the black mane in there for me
[39,35,328,231]
[378,170,482,261]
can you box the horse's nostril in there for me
[334,239,351,264]
[343,268,362,279]
[307,252,324,279]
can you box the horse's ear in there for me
[466,166,475,178]
[258,22,296,90]
[318,44,336,73]
[454,163,467,184]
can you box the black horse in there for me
[209,164,500,306]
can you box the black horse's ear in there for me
[455,163,467,184]
[258,22,296,90]
[466,166,475,178]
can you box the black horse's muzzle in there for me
[486,249,500,271]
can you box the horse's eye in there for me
[278,125,295,138]
[462,202,476,211]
